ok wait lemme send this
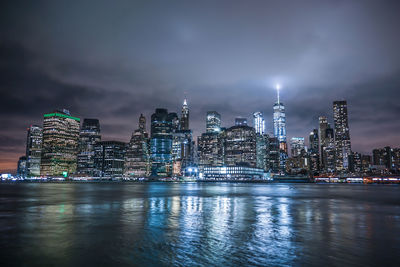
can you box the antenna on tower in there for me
[276,84,281,104]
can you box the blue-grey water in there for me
[0,183,400,267]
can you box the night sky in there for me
[1,0,400,172]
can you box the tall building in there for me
[198,132,224,169]
[235,117,247,126]
[268,136,280,173]
[253,112,265,135]
[94,141,126,178]
[40,110,80,177]
[308,129,319,174]
[76,119,101,176]
[139,113,146,133]
[224,125,257,167]
[17,156,27,178]
[172,130,194,175]
[206,111,221,133]
[26,125,42,177]
[309,129,319,155]
[318,116,329,168]
[273,84,287,172]
[125,115,150,178]
[180,98,189,130]
[150,108,174,177]
[333,100,351,172]
[324,127,336,173]
[256,133,269,171]
[290,137,305,157]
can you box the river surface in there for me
[0,183,399,266]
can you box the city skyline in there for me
[1,1,400,172]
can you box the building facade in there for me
[40,110,80,177]
[150,108,174,177]
[26,125,42,177]
[94,141,126,178]
[206,111,221,133]
[76,118,101,176]
[125,115,150,178]
[253,112,265,135]
[333,100,351,172]
[224,125,257,167]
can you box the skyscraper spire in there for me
[276,84,281,104]
[180,98,189,130]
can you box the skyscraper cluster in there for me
[16,92,400,179]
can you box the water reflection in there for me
[0,183,399,266]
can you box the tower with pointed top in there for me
[139,113,146,133]
[180,98,189,130]
[273,84,287,172]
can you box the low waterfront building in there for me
[199,166,267,180]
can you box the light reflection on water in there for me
[0,183,400,266]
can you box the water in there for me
[0,183,399,267]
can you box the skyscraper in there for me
[290,137,305,157]
[150,108,174,177]
[180,98,189,130]
[273,84,287,172]
[318,116,328,168]
[256,133,269,171]
[93,141,126,178]
[125,114,150,178]
[224,125,257,167]
[77,118,101,176]
[333,100,351,172]
[324,127,336,173]
[40,110,80,177]
[139,113,146,133]
[26,125,42,177]
[308,129,319,173]
[253,112,265,135]
[206,111,221,133]
[198,132,224,169]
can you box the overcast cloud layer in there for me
[1,0,400,172]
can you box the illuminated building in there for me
[323,127,336,173]
[180,98,189,130]
[93,141,126,178]
[348,152,362,173]
[253,112,265,135]
[286,156,308,175]
[206,111,221,133]
[361,155,371,173]
[273,84,287,172]
[26,125,42,177]
[318,116,328,169]
[308,129,319,174]
[76,118,101,176]
[268,136,280,173]
[235,117,247,126]
[124,114,150,177]
[224,125,257,167]
[256,133,269,171]
[333,100,352,172]
[198,132,224,169]
[150,108,174,177]
[373,146,395,171]
[199,166,266,180]
[172,130,194,176]
[290,137,305,157]
[40,110,80,177]
[17,156,27,178]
